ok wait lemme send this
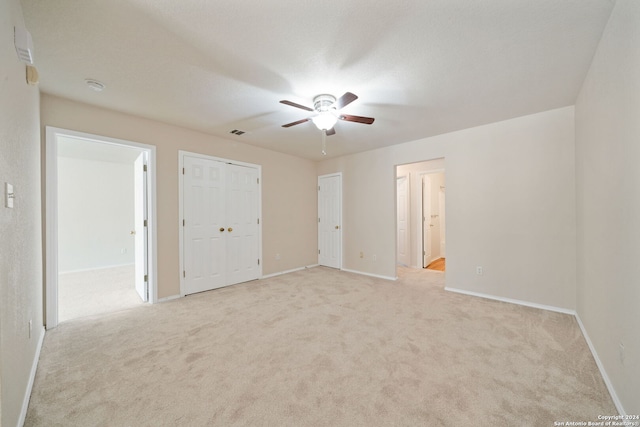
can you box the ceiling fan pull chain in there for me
[321,130,327,156]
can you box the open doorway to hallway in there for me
[56,137,144,322]
[45,127,157,328]
[396,158,446,275]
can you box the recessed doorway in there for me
[396,159,446,275]
[45,127,157,328]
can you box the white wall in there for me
[58,156,135,272]
[575,0,640,414]
[319,106,577,310]
[0,0,44,425]
[41,94,318,299]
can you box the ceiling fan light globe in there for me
[312,112,338,131]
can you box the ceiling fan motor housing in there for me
[313,94,337,112]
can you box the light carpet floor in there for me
[58,265,143,322]
[26,267,616,426]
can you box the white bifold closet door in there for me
[183,155,259,295]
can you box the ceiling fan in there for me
[280,92,375,136]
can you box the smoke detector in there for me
[85,79,106,92]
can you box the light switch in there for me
[5,183,14,208]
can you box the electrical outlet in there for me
[476,266,483,275]
[121,248,127,254]
[28,320,32,339]
[275,253,281,260]
[372,254,377,262]
[619,342,625,364]
[359,251,364,259]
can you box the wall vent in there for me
[229,129,246,136]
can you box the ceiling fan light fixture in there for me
[312,112,338,131]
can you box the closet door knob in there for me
[228,227,233,232]
[219,228,225,232]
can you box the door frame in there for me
[317,173,342,269]
[45,126,158,329]
[418,169,445,268]
[396,174,410,266]
[178,150,262,296]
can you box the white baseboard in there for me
[18,325,45,427]
[575,314,626,415]
[262,264,319,279]
[156,294,181,303]
[59,263,135,275]
[445,286,625,414]
[341,268,397,281]
[444,286,576,315]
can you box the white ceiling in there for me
[21,0,615,161]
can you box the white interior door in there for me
[318,174,341,269]
[183,156,227,294]
[226,164,259,285]
[422,175,432,267]
[182,155,260,295]
[134,153,148,301]
[397,175,410,266]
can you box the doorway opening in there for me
[396,159,446,276]
[45,127,157,328]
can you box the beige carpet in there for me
[58,265,143,322]
[26,267,615,426]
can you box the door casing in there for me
[44,126,157,329]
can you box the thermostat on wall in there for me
[5,183,14,208]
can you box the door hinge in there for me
[143,164,147,172]
[257,218,259,224]
[144,274,148,282]
[183,219,185,226]
[318,217,321,223]
[257,178,259,184]
[318,249,321,254]
[183,270,186,278]
[144,219,148,227]
[257,259,260,265]
[318,185,320,191]
[182,167,185,175]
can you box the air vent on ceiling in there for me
[230,129,246,136]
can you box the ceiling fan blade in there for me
[339,114,375,125]
[282,118,311,128]
[332,92,358,110]
[280,100,314,112]
[326,127,336,136]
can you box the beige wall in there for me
[41,94,318,299]
[319,106,577,309]
[575,0,640,414]
[0,0,44,425]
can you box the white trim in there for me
[341,268,397,281]
[18,326,45,427]
[58,262,135,275]
[157,294,181,303]
[45,128,59,329]
[45,127,158,329]
[178,150,262,297]
[444,286,576,315]
[261,264,320,279]
[575,314,626,415]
